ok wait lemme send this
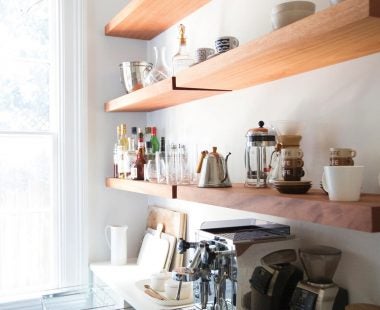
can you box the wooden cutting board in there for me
[146,206,187,270]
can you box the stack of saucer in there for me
[272,180,311,194]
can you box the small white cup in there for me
[164,279,192,300]
[150,271,171,292]
[195,47,215,63]
[105,225,128,265]
[323,166,364,201]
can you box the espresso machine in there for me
[173,218,295,310]
[290,245,348,310]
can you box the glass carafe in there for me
[245,121,276,187]
[144,46,171,85]
[267,143,283,184]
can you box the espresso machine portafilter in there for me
[173,237,237,310]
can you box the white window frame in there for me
[55,0,88,288]
[0,0,87,305]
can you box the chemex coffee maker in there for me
[243,249,303,310]
[290,245,348,310]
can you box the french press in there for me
[245,121,276,187]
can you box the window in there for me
[0,0,86,302]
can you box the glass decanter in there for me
[144,46,171,85]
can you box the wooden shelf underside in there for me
[105,0,380,112]
[105,78,229,112]
[106,178,380,233]
[105,0,211,40]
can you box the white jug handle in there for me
[104,225,111,249]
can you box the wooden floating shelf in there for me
[105,77,229,112]
[105,0,380,112]
[176,0,380,90]
[105,0,211,40]
[106,178,176,199]
[106,178,380,233]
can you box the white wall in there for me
[87,0,149,262]
[145,0,380,305]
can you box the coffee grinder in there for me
[243,249,303,310]
[290,245,348,310]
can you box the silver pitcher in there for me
[197,147,232,188]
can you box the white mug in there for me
[105,225,128,265]
[323,166,364,201]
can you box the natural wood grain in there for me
[105,178,380,233]
[176,184,380,233]
[370,0,380,17]
[176,0,380,90]
[105,178,176,199]
[105,78,229,112]
[147,206,187,269]
[105,0,380,112]
[105,0,211,40]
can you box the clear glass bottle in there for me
[156,137,166,184]
[172,24,194,76]
[113,143,119,178]
[131,126,137,151]
[145,127,151,151]
[144,46,171,85]
[117,124,129,179]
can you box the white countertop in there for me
[90,260,194,310]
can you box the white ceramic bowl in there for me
[271,1,316,30]
[164,279,192,300]
[150,271,171,292]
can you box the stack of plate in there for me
[272,180,312,194]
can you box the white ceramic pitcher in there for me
[105,225,128,265]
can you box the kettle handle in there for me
[196,151,208,174]
[221,152,231,183]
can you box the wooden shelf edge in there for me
[105,178,380,233]
[106,178,177,199]
[176,184,380,233]
[105,0,211,40]
[105,77,229,112]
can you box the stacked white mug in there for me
[323,147,363,201]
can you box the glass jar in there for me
[144,46,171,85]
